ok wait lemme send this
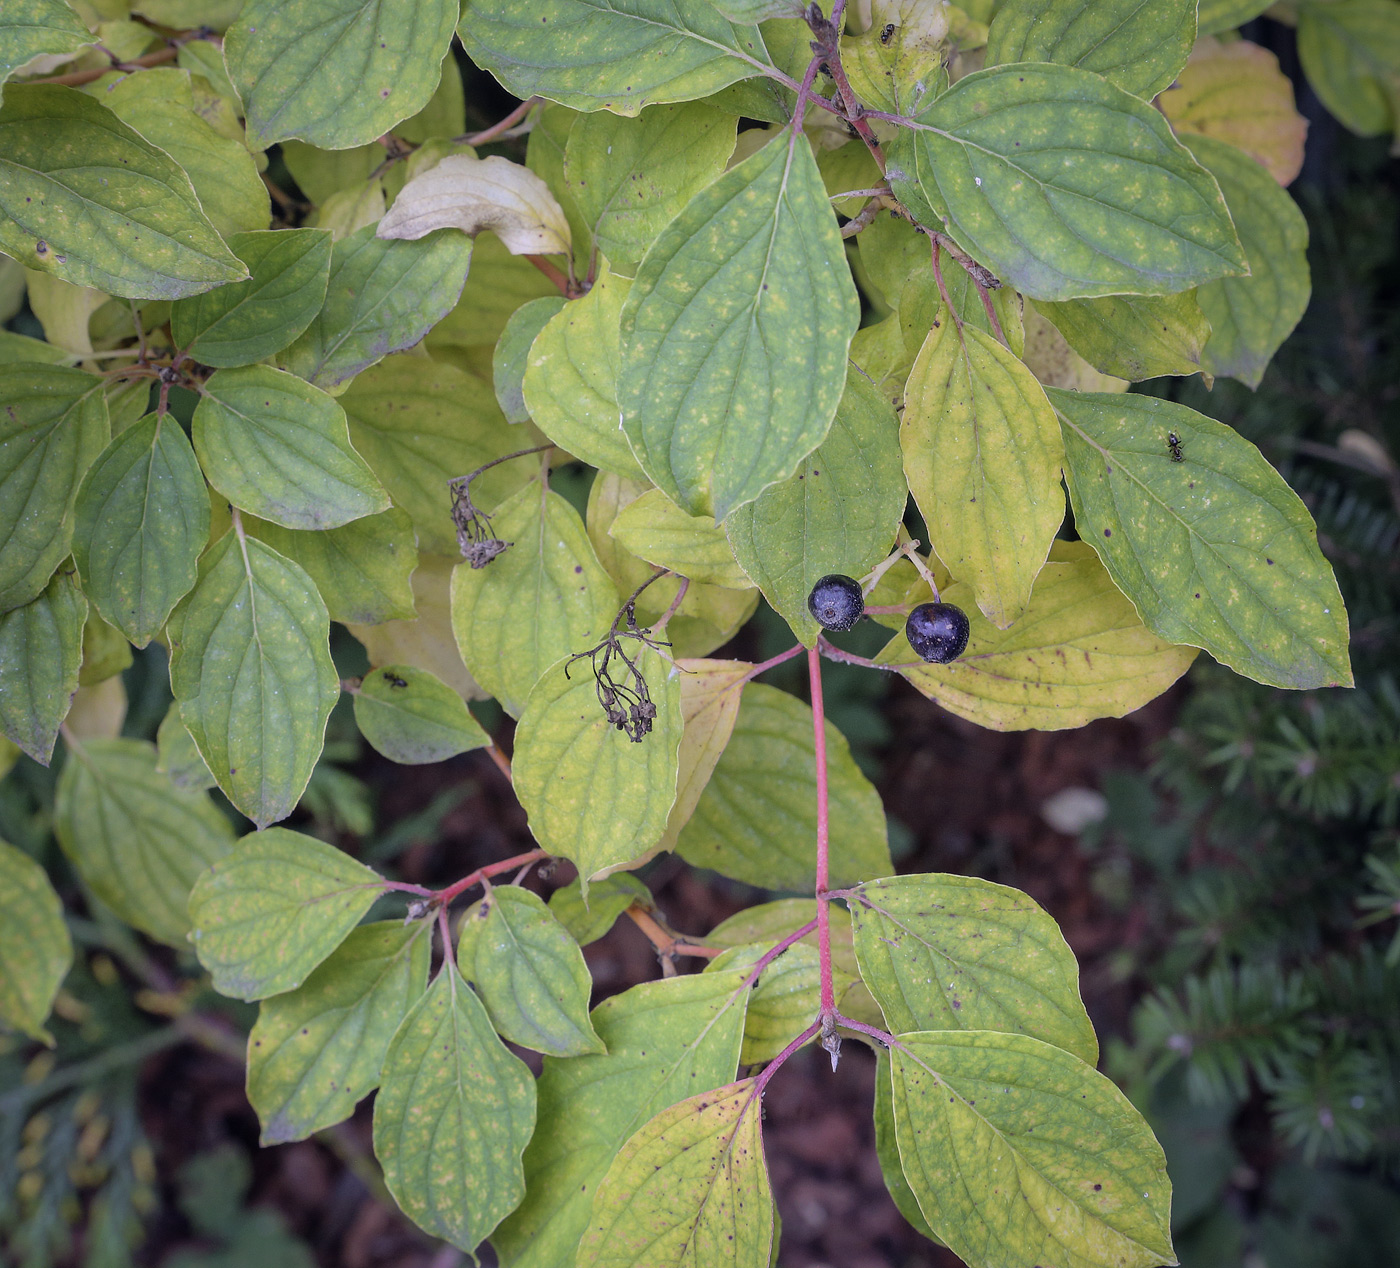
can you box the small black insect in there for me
[880,21,896,43]
[1167,431,1184,462]
[382,670,408,688]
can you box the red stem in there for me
[833,1012,902,1051]
[435,849,547,907]
[525,254,572,296]
[738,918,820,992]
[743,642,806,682]
[808,647,835,1016]
[754,1021,823,1096]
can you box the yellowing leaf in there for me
[380,154,571,255]
[1020,305,1129,393]
[876,541,1199,730]
[842,0,950,116]
[523,263,647,480]
[902,317,1064,628]
[610,489,750,589]
[248,920,431,1144]
[576,1080,773,1268]
[850,873,1097,1063]
[492,971,750,1268]
[657,658,750,851]
[188,828,386,1001]
[513,646,682,887]
[450,482,619,716]
[1030,292,1212,383]
[1160,37,1307,186]
[0,1,94,109]
[374,961,537,1253]
[891,1031,1175,1268]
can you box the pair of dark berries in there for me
[806,574,970,664]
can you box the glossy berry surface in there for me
[807,573,865,632]
[905,602,970,663]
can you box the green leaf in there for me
[726,372,904,645]
[0,85,246,299]
[373,960,537,1253]
[281,140,379,207]
[0,837,72,1043]
[244,507,418,626]
[709,942,851,1064]
[875,541,1200,729]
[1197,0,1272,37]
[576,1079,772,1268]
[564,102,737,274]
[1297,0,1400,137]
[547,872,652,946]
[872,1052,940,1242]
[340,354,529,556]
[0,1,94,109]
[54,736,234,946]
[347,552,484,702]
[1184,134,1310,389]
[890,1031,1175,1268]
[887,63,1247,301]
[513,645,682,885]
[494,295,567,424]
[491,970,750,1268]
[985,0,1196,100]
[171,229,333,369]
[98,71,270,240]
[187,827,386,1001]
[609,490,750,589]
[169,532,340,827]
[353,663,490,764]
[457,0,768,115]
[280,224,474,389]
[449,482,619,716]
[427,230,560,356]
[225,0,458,150]
[194,366,389,530]
[0,364,108,612]
[72,413,209,647]
[619,132,860,520]
[523,263,648,480]
[1030,292,1212,382]
[248,920,432,1144]
[0,567,85,764]
[78,608,131,686]
[677,682,890,892]
[902,317,1064,628]
[849,873,1097,1064]
[0,329,67,365]
[1052,389,1351,690]
[156,701,215,791]
[457,885,605,1056]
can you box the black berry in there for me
[807,574,864,632]
[905,602,970,663]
